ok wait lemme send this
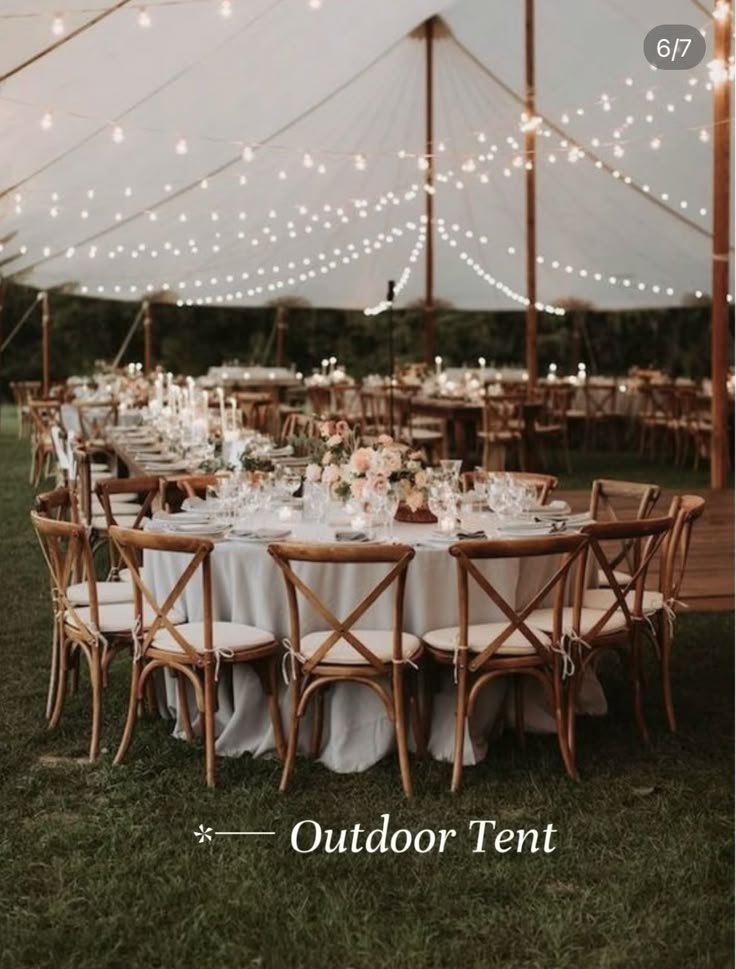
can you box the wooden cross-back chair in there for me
[535,384,573,472]
[589,479,661,586]
[73,448,141,543]
[556,515,674,761]
[306,385,333,419]
[109,526,283,788]
[28,399,62,486]
[95,476,160,577]
[160,472,233,512]
[268,542,419,796]
[73,399,119,447]
[279,412,319,450]
[460,470,558,505]
[358,389,390,441]
[581,381,618,448]
[421,533,589,790]
[10,380,42,438]
[235,392,274,432]
[477,394,524,471]
[655,495,705,732]
[30,511,138,761]
[637,384,677,460]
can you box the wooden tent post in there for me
[143,300,153,374]
[424,16,436,366]
[524,0,538,389]
[275,304,288,367]
[41,291,50,396]
[710,0,732,489]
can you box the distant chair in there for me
[637,384,677,460]
[29,400,62,486]
[10,380,42,438]
[461,470,558,505]
[476,393,524,471]
[589,478,661,587]
[536,384,573,472]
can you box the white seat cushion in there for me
[528,606,628,637]
[91,513,140,530]
[66,601,184,634]
[119,566,146,584]
[597,568,632,587]
[299,628,421,665]
[583,588,664,614]
[423,621,549,657]
[92,497,144,516]
[90,462,110,472]
[153,621,274,654]
[91,472,113,482]
[66,581,135,606]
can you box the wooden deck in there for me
[558,487,734,613]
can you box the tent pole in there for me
[0,281,4,429]
[423,16,435,366]
[710,0,732,489]
[524,0,538,390]
[142,300,153,374]
[275,304,288,367]
[41,292,50,396]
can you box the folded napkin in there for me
[456,530,487,540]
[335,530,371,543]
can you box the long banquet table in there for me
[144,517,607,774]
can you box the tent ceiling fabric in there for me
[0,0,726,311]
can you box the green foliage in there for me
[1,283,732,398]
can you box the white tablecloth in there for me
[146,517,607,773]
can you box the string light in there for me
[175,137,189,155]
[219,0,232,18]
[137,7,151,28]
[51,14,65,36]
[40,111,53,130]
[111,125,125,144]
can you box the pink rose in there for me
[369,473,389,497]
[350,447,374,474]
[381,449,402,474]
[336,420,350,435]
[414,469,428,489]
[321,451,333,465]
[327,434,343,448]
[350,478,367,498]
[406,489,424,512]
[322,464,340,485]
[377,434,394,447]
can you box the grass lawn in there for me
[0,409,732,969]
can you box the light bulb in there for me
[40,112,53,130]
[242,145,254,162]
[175,137,188,155]
[51,14,65,36]
[219,0,233,18]
[112,125,124,143]
[137,7,151,27]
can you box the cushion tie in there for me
[281,637,306,685]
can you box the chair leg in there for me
[88,649,103,762]
[630,627,651,747]
[660,615,677,733]
[450,652,469,793]
[45,620,60,721]
[49,637,70,729]
[279,678,302,793]
[176,673,194,742]
[309,689,324,759]
[114,661,142,766]
[203,665,217,788]
[393,666,413,798]
[555,674,578,780]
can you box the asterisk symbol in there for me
[194,824,213,844]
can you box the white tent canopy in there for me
[0,0,729,312]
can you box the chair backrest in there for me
[449,533,589,672]
[359,390,390,436]
[268,543,415,674]
[639,383,677,420]
[589,478,661,575]
[11,381,42,407]
[109,526,216,667]
[660,495,706,604]
[30,510,100,636]
[578,516,674,638]
[161,473,226,512]
[540,384,574,422]
[583,382,617,420]
[95,476,160,529]
[74,399,118,441]
[481,394,523,437]
[35,486,76,522]
[29,400,62,438]
[280,412,319,448]
[306,385,333,419]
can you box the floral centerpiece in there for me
[304,421,435,521]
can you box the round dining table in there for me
[145,513,607,773]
